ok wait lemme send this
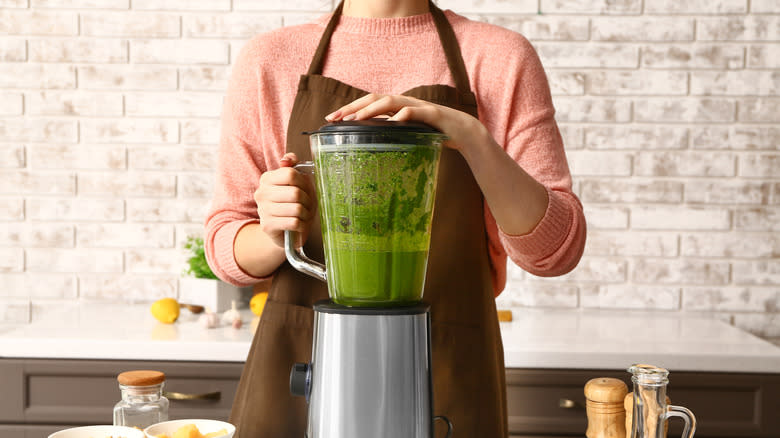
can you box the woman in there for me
[205,0,586,436]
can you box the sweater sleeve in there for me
[204,39,271,287]
[488,35,586,278]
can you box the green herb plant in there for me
[184,236,218,280]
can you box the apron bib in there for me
[229,3,508,437]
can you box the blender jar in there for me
[290,119,445,306]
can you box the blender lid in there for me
[304,118,443,135]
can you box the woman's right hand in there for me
[254,153,317,249]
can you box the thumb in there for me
[279,152,298,168]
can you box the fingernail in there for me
[280,153,295,164]
[325,110,340,121]
[343,114,356,121]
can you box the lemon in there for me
[150,297,180,324]
[250,292,268,316]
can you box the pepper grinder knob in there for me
[585,377,629,438]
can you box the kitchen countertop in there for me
[1,302,779,373]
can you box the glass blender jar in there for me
[286,119,446,306]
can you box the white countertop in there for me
[1,302,779,373]
[501,309,780,373]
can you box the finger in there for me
[261,201,313,222]
[387,105,442,127]
[279,152,298,167]
[325,93,384,121]
[346,95,420,121]
[262,166,310,188]
[263,185,314,208]
[255,179,313,209]
[260,216,307,234]
[258,199,312,230]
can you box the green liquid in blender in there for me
[327,249,428,306]
[314,143,440,306]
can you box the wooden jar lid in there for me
[117,370,165,386]
[585,377,628,403]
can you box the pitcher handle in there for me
[284,230,326,281]
[282,162,326,282]
[433,415,453,438]
[663,405,697,438]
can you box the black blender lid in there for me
[304,118,443,135]
[313,299,430,315]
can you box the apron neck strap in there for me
[307,0,344,76]
[307,1,473,94]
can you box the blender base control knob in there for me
[290,362,312,400]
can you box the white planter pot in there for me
[178,278,251,313]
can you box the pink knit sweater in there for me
[205,10,586,296]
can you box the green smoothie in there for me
[326,249,428,306]
[314,143,440,306]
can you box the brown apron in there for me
[229,2,508,437]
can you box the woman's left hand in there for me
[326,93,550,237]
[325,93,487,156]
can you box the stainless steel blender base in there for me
[291,301,451,438]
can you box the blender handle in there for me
[433,416,453,438]
[283,161,326,281]
[663,405,697,438]
[284,230,326,282]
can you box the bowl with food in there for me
[144,419,235,438]
[48,425,145,438]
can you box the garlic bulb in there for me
[221,300,242,325]
[199,311,219,329]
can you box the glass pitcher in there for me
[628,364,696,438]
[284,119,446,307]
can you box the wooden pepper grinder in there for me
[585,377,629,438]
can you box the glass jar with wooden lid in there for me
[113,370,169,428]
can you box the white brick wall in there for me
[0,1,777,342]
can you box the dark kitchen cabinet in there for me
[1,359,778,438]
[0,358,242,436]
[506,369,780,438]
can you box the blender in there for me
[284,119,452,438]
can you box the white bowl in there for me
[144,419,235,438]
[49,425,145,438]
